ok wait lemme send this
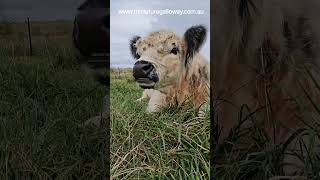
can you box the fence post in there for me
[27,18,33,56]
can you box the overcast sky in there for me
[0,0,80,21]
[0,0,210,68]
[111,0,210,68]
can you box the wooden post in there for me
[27,18,33,56]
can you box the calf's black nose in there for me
[133,60,154,79]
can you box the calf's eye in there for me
[170,47,179,55]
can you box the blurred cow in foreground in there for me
[213,0,320,175]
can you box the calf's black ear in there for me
[184,25,206,66]
[130,36,141,59]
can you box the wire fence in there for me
[0,18,74,57]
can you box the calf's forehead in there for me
[137,31,182,46]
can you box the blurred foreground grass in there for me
[0,20,106,179]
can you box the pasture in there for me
[110,68,210,179]
[4,19,320,179]
[0,21,106,179]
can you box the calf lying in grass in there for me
[130,25,209,115]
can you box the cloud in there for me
[111,14,158,43]
[110,0,210,68]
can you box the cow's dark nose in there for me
[133,60,154,79]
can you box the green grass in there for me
[0,21,106,179]
[110,77,210,179]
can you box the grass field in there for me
[0,20,211,179]
[110,70,210,179]
[4,19,320,180]
[0,20,107,179]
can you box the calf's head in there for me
[130,25,206,89]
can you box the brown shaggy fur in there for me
[212,0,320,174]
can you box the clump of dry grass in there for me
[212,65,320,179]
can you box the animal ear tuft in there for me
[130,36,141,59]
[184,25,206,66]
